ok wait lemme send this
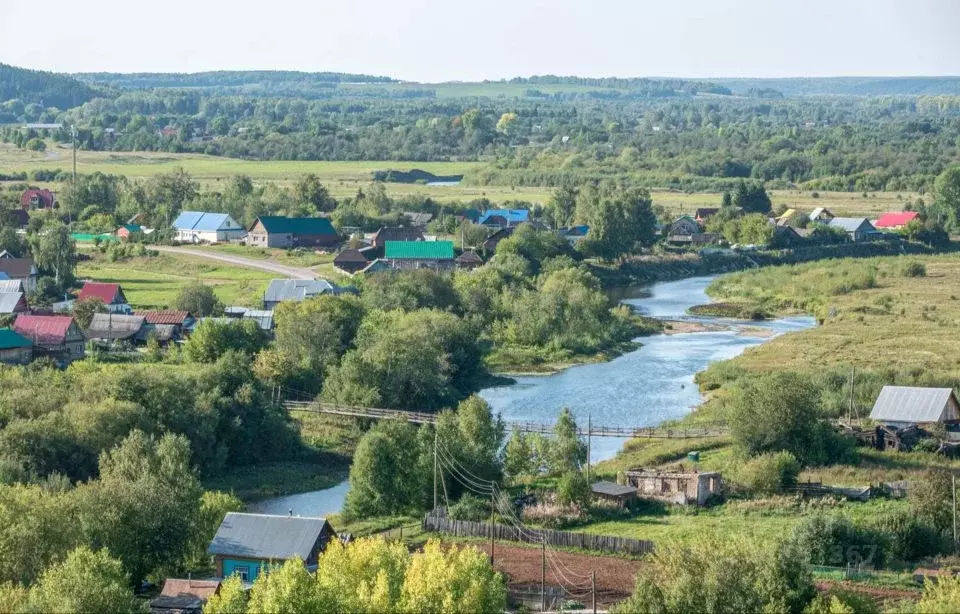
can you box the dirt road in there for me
[153,246,316,279]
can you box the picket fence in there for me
[422,513,654,556]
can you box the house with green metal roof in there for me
[0,328,33,365]
[384,240,455,271]
[247,216,339,249]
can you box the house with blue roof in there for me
[172,211,246,244]
[478,208,530,229]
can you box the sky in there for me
[2,0,958,81]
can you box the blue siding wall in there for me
[223,558,264,582]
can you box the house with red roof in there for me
[20,189,56,210]
[874,211,920,230]
[77,282,132,314]
[12,315,85,364]
[137,310,195,338]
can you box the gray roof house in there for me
[0,279,24,293]
[0,292,28,314]
[208,512,336,582]
[263,279,345,309]
[84,313,147,342]
[827,217,879,242]
[870,386,960,427]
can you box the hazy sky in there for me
[3,0,958,81]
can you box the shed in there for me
[870,386,960,428]
[85,313,147,342]
[591,481,638,508]
[150,579,221,614]
[247,216,339,249]
[810,207,835,222]
[875,211,919,230]
[116,223,143,239]
[455,250,484,270]
[333,248,372,274]
[0,328,33,365]
[208,513,336,582]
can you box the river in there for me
[251,275,815,516]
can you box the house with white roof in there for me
[172,211,246,244]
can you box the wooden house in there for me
[0,292,28,315]
[478,209,529,229]
[247,216,339,249]
[874,211,919,230]
[384,241,455,271]
[262,279,340,309]
[20,188,55,210]
[12,315,84,364]
[403,212,434,227]
[809,207,835,222]
[668,215,701,237]
[0,257,38,293]
[116,224,143,239]
[624,468,722,506]
[870,386,960,428]
[481,227,514,254]
[371,226,425,250]
[77,281,132,314]
[826,217,880,242]
[85,313,147,343]
[0,328,33,365]
[208,513,335,582]
[694,208,719,224]
[455,250,484,270]
[333,248,372,274]
[138,311,194,338]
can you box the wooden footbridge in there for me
[283,400,727,439]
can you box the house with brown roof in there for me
[77,282,132,314]
[333,248,373,274]
[481,227,514,255]
[455,250,484,270]
[12,315,85,364]
[138,311,195,338]
[371,226,425,249]
[150,579,221,614]
[0,257,38,293]
[20,189,55,210]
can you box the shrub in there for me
[737,451,800,496]
[901,261,926,277]
[555,471,591,508]
[448,493,489,522]
[918,574,960,613]
[788,514,885,568]
[804,587,879,614]
[868,509,948,564]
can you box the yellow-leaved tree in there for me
[400,541,506,614]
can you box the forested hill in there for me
[714,76,960,96]
[75,70,397,89]
[0,63,99,109]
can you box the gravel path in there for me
[153,246,316,279]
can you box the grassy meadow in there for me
[0,143,917,217]
[75,251,275,308]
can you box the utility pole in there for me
[71,125,77,183]
[490,491,495,567]
[586,413,592,482]
[541,537,546,613]
[848,367,856,425]
[433,428,438,511]
[953,474,957,549]
[592,570,597,614]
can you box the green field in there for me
[76,252,275,308]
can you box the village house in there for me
[874,211,919,230]
[454,250,484,270]
[138,311,195,339]
[150,579,221,614]
[0,279,24,293]
[479,208,530,229]
[240,309,274,332]
[172,212,247,244]
[869,386,960,452]
[0,257,38,293]
[559,225,590,246]
[207,512,336,582]
[826,217,880,242]
[384,240,455,271]
[456,208,481,224]
[624,468,722,506]
[0,328,33,365]
[359,259,391,275]
[10,209,29,229]
[20,188,56,210]
[262,279,343,309]
[77,281,132,314]
[84,313,147,343]
[775,208,798,226]
[370,226,425,250]
[809,207,835,223]
[591,481,638,509]
[13,315,85,365]
[694,208,719,224]
[772,225,806,247]
[668,215,701,237]
[403,211,434,227]
[0,291,28,315]
[481,227,514,254]
[247,216,339,249]
[333,247,373,274]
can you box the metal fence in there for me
[422,513,654,556]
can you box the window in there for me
[233,565,250,582]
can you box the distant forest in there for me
[2,64,960,192]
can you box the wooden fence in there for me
[422,513,654,557]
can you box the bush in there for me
[737,451,800,496]
[918,574,960,613]
[789,514,886,568]
[868,509,948,564]
[901,261,926,277]
[804,587,879,614]
[555,471,591,508]
[448,493,489,522]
